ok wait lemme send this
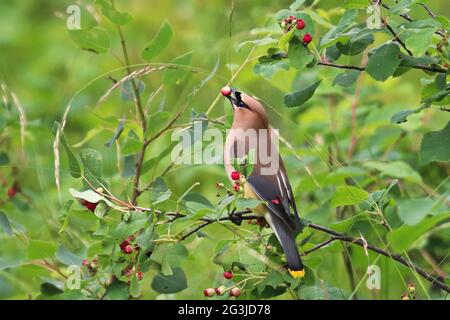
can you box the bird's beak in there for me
[222,86,248,110]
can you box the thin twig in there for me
[317,61,447,73]
[383,19,413,56]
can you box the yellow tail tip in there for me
[289,268,305,279]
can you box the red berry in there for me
[303,33,313,44]
[136,271,143,281]
[287,15,295,23]
[233,183,241,192]
[229,287,241,297]
[7,188,17,198]
[83,200,98,212]
[230,171,240,181]
[223,271,233,279]
[123,245,133,254]
[221,86,232,97]
[296,19,305,30]
[215,286,226,296]
[203,288,215,297]
[82,259,89,266]
[120,239,130,251]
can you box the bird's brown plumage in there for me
[223,89,304,278]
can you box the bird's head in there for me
[220,86,269,129]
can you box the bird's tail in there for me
[266,214,305,278]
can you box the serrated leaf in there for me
[68,27,110,54]
[330,186,368,207]
[0,211,12,236]
[288,37,314,70]
[95,0,132,26]
[419,121,450,165]
[151,267,187,294]
[284,80,321,107]
[141,21,173,61]
[28,240,58,260]
[333,70,360,87]
[52,122,81,178]
[366,43,401,81]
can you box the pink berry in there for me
[229,287,241,297]
[124,245,133,254]
[136,271,143,281]
[224,271,233,279]
[203,288,215,297]
[120,239,130,251]
[233,184,241,192]
[7,187,17,198]
[221,86,232,97]
[230,171,240,181]
[215,286,226,296]
[296,19,305,30]
[303,33,313,44]
[82,259,89,266]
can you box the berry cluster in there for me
[122,265,144,282]
[280,15,313,45]
[81,258,98,275]
[119,235,139,254]
[230,170,241,192]
[203,271,241,298]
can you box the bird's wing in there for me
[246,161,298,232]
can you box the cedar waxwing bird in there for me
[222,86,305,278]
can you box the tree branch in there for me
[317,61,447,74]
[173,211,450,293]
[383,19,413,56]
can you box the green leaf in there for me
[149,177,172,205]
[41,282,64,296]
[129,274,142,298]
[163,51,193,85]
[151,267,188,294]
[104,280,130,300]
[147,111,171,138]
[336,33,374,56]
[120,80,145,102]
[298,283,344,299]
[405,28,435,56]
[0,152,9,166]
[253,60,290,80]
[121,130,142,156]
[333,70,360,87]
[52,122,82,178]
[288,38,314,70]
[284,80,321,107]
[289,0,306,10]
[95,0,133,26]
[330,186,368,207]
[236,37,278,52]
[397,198,435,226]
[141,20,173,61]
[68,27,110,54]
[0,212,12,236]
[388,214,449,252]
[69,188,114,207]
[110,211,148,242]
[151,243,188,275]
[55,245,83,266]
[320,10,358,48]
[80,148,103,188]
[235,198,263,211]
[419,121,450,165]
[28,240,58,260]
[390,105,428,124]
[366,43,401,81]
[343,0,368,9]
[364,161,422,183]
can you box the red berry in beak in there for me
[223,271,233,279]
[296,19,305,30]
[221,86,232,97]
[230,171,240,181]
[203,288,215,297]
[229,287,241,297]
[303,33,313,44]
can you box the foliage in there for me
[0,0,449,300]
